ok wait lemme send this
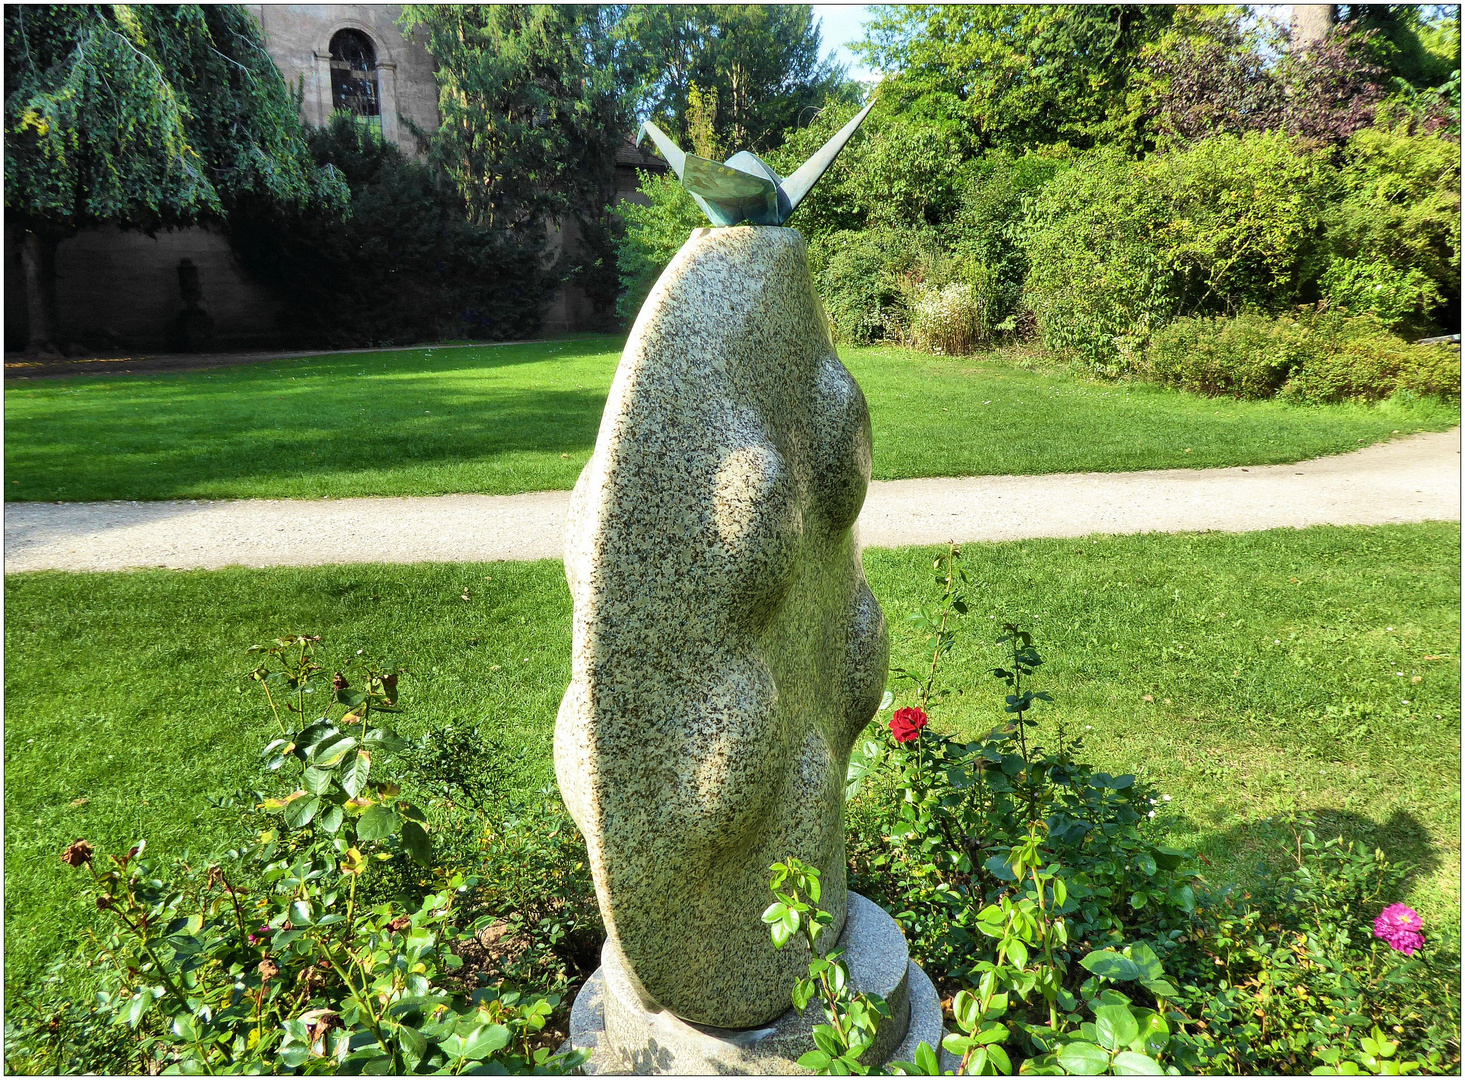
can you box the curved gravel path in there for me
[4,430,1457,574]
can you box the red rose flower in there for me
[890,706,929,743]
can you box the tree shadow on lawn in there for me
[9,383,612,500]
[1186,806,1442,901]
[263,335,624,380]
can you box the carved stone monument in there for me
[557,102,947,1074]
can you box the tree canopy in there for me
[4,4,345,232]
[853,4,1176,154]
[614,4,854,155]
[4,4,346,354]
[399,5,625,232]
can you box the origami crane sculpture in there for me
[637,96,877,227]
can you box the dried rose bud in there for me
[61,840,94,867]
[332,673,348,692]
[95,895,115,911]
[302,1008,339,1046]
[257,958,280,983]
[386,915,411,933]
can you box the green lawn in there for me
[4,338,1457,501]
[6,523,1458,993]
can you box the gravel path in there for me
[5,430,1458,573]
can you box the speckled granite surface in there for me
[567,894,944,1075]
[555,226,889,1029]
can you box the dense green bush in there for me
[1025,132,1331,371]
[770,98,974,237]
[946,152,1070,332]
[230,117,554,348]
[1323,127,1461,334]
[1143,313,1311,398]
[1280,311,1462,404]
[1145,310,1461,403]
[807,227,939,346]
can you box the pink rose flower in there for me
[1373,903,1424,955]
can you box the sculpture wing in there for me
[777,95,878,222]
[637,121,687,180]
[681,155,777,201]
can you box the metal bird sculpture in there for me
[637,96,878,227]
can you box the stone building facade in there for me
[6,5,663,353]
[250,5,442,157]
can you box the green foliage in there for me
[1143,313,1313,399]
[1157,825,1460,1075]
[4,5,345,230]
[853,605,1201,998]
[1025,134,1331,371]
[229,117,551,348]
[1324,127,1461,334]
[399,5,624,323]
[947,153,1070,332]
[765,859,891,1074]
[399,5,621,233]
[773,97,973,235]
[808,228,938,346]
[1277,311,1462,404]
[4,637,587,1075]
[616,5,852,153]
[243,634,426,863]
[1342,5,1462,92]
[1142,306,1461,406]
[3,4,346,353]
[455,793,602,994]
[612,169,704,322]
[854,602,1191,1075]
[853,5,1177,155]
[1320,259,1444,331]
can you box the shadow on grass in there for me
[1189,806,1441,899]
[7,382,611,500]
[244,335,625,379]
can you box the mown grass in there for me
[5,523,1458,994]
[4,338,1457,501]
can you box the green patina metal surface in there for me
[638,95,877,228]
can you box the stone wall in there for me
[249,4,441,157]
[4,222,283,353]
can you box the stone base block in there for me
[566,895,948,1075]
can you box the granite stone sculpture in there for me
[556,224,887,1028]
[556,93,944,1072]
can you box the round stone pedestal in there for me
[566,894,947,1075]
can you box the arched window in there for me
[329,29,379,124]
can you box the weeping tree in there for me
[4,5,346,356]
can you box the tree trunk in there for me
[1291,5,1336,49]
[20,229,61,358]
